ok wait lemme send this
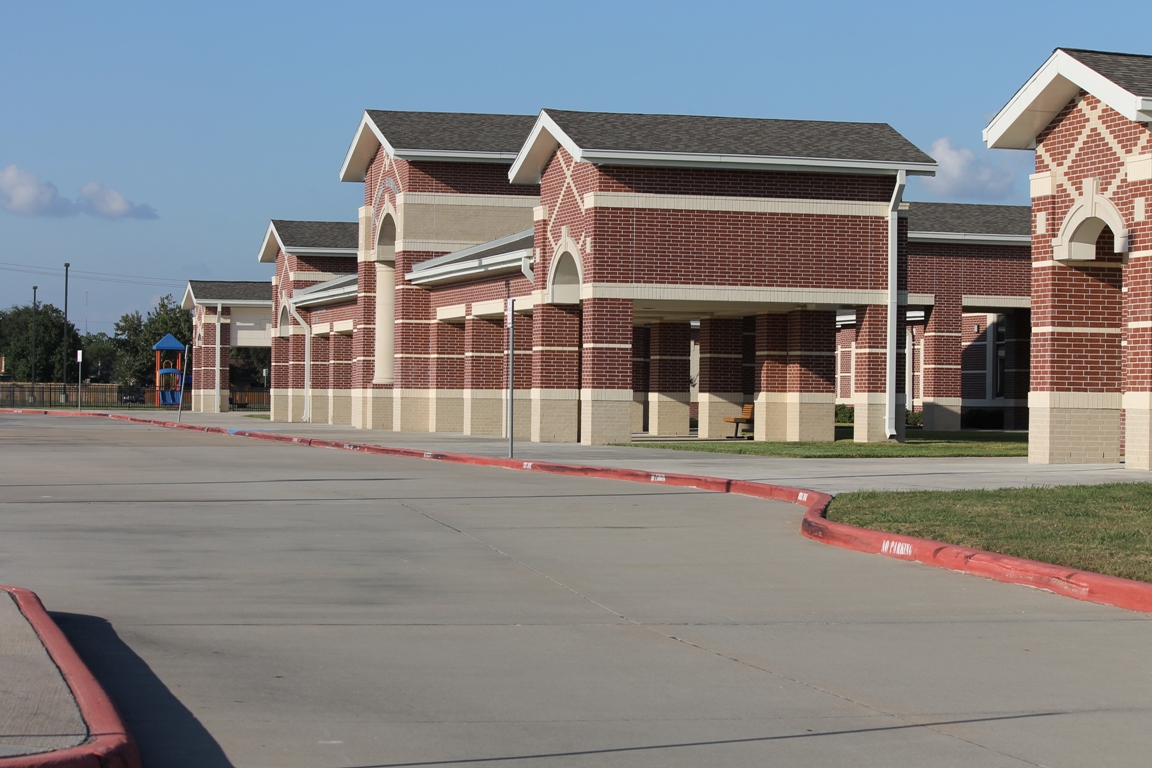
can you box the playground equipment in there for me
[153,334,187,407]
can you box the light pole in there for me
[61,262,70,403]
[31,286,38,402]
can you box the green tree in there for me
[112,295,193,385]
[79,332,119,383]
[0,302,81,383]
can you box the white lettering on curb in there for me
[424,452,433,458]
[797,492,809,502]
[523,462,533,469]
[651,474,666,483]
[881,540,914,556]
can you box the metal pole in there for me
[31,286,38,403]
[61,262,69,403]
[178,343,189,423]
[77,349,82,411]
[510,302,515,458]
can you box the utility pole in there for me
[31,286,38,402]
[61,262,70,403]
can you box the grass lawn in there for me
[243,413,271,420]
[827,483,1152,583]
[621,428,1029,458]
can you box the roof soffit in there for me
[984,49,1152,150]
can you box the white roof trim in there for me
[406,248,532,286]
[984,49,1152,150]
[411,229,535,273]
[258,221,284,263]
[509,109,936,184]
[182,283,272,310]
[908,231,1031,246]
[291,274,358,308]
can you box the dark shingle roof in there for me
[366,111,536,154]
[906,203,1031,236]
[187,281,270,303]
[543,109,934,165]
[1061,48,1152,96]
[271,220,358,250]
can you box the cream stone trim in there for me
[963,295,1031,309]
[531,388,580,400]
[757,392,836,403]
[1036,210,1047,234]
[271,275,279,286]
[468,296,535,318]
[1052,177,1129,258]
[436,304,467,322]
[1128,321,1152,329]
[920,396,962,405]
[396,239,486,253]
[1137,198,1147,223]
[699,353,742,359]
[584,283,889,305]
[311,324,331,337]
[289,272,352,282]
[1128,250,1152,260]
[754,350,787,356]
[1126,154,1152,183]
[923,331,961,337]
[1123,391,1152,409]
[922,364,962,369]
[333,319,354,335]
[853,348,889,354]
[1033,326,1122,334]
[533,346,579,352]
[396,192,538,209]
[582,191,890,217]
[533,205,549,221]
[583,343,630,349]
[465,351,504,358]
[578,388,633,401]
[394,319,439,325]
[853,392,907,404]
[1030,391,1122,409]
[1030,171,1053,198]
[1033,259,1123,268]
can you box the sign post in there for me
[178,343,189,423]
[506,298,515,459]
[76,349,82,411]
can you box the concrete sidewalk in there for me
[0,591,87,759]
[142,410,1145,495]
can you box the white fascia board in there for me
[984,50,1152,150]
[339,112,395,183]
[576,149,937,177]
[181,284,196,310]
[284,247,360,257]
[391,148,518,164]
[508,111,585,184]
[412,229,535,273]
[193,299,272,308]
[292,285,358,309]
[405,249,531,285]
[908,231,1031,246]
[258,221,285,263]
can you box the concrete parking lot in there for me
[1,413,1150,767]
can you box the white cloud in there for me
[0,164,76,216]
[78,181,158,219]
[919,138,1017,201]
[0,165,157,219]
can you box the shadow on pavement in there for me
[51,612,234,768]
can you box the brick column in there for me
[192,306,231,413]
[531,304,581,442]
[310,332,330,423]
[742,316,757,403]
[920,298,961,431]
[580,298,633,445]
[631,326,650,433]
[1126,258,1152,468]
[270,332,289,421]
[392,252,435,433]
[647,322,691,436]
[853,305,905,442]
[463,313,504,436]
[697,318,744,438]
[428,321,464,433]
[330,333,353,425]
[504,312,533,439]
[1003,310,1031,430]
[754,313,788,441]
[351,204,392,430]
[784,309,836,441]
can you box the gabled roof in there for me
[984,48,1152,150]
[510,108,936,184]
[340,110,537,182]
[906,202,1031,245]
[182,281,272,309]
[257,220,359,263]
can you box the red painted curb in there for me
[0,586,141,768]
[6,409,1152,613]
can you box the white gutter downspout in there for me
[885,170,907,439]
[215,303,223,414]
[287,299,312,423]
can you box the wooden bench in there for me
[723,403,755,439]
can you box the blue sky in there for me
[1,0,1148,332]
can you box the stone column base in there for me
[310,389,330,424]
[351,388,392,430]
[329,390,352,425]
[631,392,648,433]
[754,392,833,441]
[393,389,432,433]
[1029,392,1121,464]
[754,393,787,441]
[463,390,503,436]
[698,392,745,439]
[854,393,906,443]
[1124,392,1152,470]
[580,389,633,445]
[270,390,288,422]
[649,392,690,436]
[284,388,307,422]
[192,388,225,413]
[531,389,579,443]
[502,390,532,439]
[429,390,463,433]
[921,397,961,431]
